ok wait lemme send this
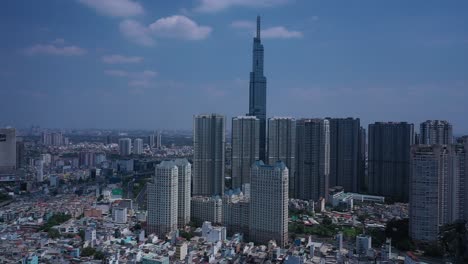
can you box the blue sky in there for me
[1,0,467,133]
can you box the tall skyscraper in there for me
[193,114,225,196]
[175,158,191,228]
[409,144,467,242]
[249,161,288,247]
[248,16,267,161]
[133,138,143,155]
[51,132,63,146]
[368,122,414,202]
[420,120,453,145]
[296,119,330,200]
[148,134,155,148]
[156,131,162,148]
[327,118,361,193]
[0,128,16,173]
[358,127,367,192]
[147,161,178,236]
[268,117,296,197]
[231,116,260,189]
[118,138,132,156]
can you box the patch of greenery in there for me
[41,213,71,232]
[47,228,60,239]
[81,247,96,257]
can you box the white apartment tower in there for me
[409,144,467,242]
[175,158,191,227]
[147,161,178,236]
[133,138,143,155]
[249,161,288,247]
[420,120,453,145]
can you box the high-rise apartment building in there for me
[133,138,143,155]
[118,138,132,156]
[409,144,467,242]
[156,131,162,148]
[296,119,330,200]
[358,127,367,192]
[420,120,453,145]
[175,158,191,228]
[248,16,267,161]
[231,116,260,189]
[147,161,178,236]
[268,117,296,197]
[0,128,16,174]
[222,190,250,236]
[368,122,414,202]
[327,118,361,193]
[190,196,223,225]
[148,134,155,148]
[249,161,288,247]
[193,114,225,196]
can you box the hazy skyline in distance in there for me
[1,0,467,133]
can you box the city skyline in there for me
[1,1,468,133]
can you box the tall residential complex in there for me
[249,161,288,247]
[193,114,225,196]
[231,116,260,189]
[420,120,453,145]
[368,122,414,202]
[409,144,467,242]
[267,117,296,197]
[222,190,250,236]
[147,161,178,236]
[190,196,223,225]
[118,138,132,156]
[0,128,16,173]
[175,158,191,228]
[248,16,267,161]
[156,131,162,148]
[148,134,155,148]
[296,119,330,201]
[133,138,143,155]
[327,118,361,193]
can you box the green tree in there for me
[94,251,105,260]
[81,247,96,257]
[439,220,467,263]
[48,228,60,239]
[322,216,333,226]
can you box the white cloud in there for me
[261,26,303,39]
[195,0,290,12]
[105,69,157,87]
[119,19,155,46]
[140,70,158,78]
[102,54,143,64]
[230,20,255,29]
[104,70,129,77]
[78,0,143,17]
[231,20,303,39]
[24,44,86,56]
[120,16,212,45]
[149,15,212,40]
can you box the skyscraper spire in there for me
[257,15,261,39]
[249,16,267,161]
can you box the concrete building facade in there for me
[249,161,288,247]
[193,114,225,196]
